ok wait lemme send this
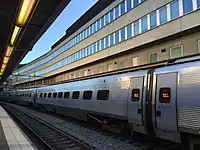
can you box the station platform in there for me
[0,106,37,150]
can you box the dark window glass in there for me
[83,90,93,100]
[29,94,32,97]
[110,9,114,22]
[40,93,43,98]
[159,87,171,103]
[105,36,109,48]
[141,16,148,32]
[48,93,52,98]
[121,27,126,41]
[97,90,109,100]
[97,41,100,51]
[127,24,132,39]
[120,1,126,15]
[43,93,47,98]
[110,33,114,46]
[97,19,100,30]
[101,16,105,28]
[101,39,105,50]
[159,6,167,24]
[183,0,193,14]
[115,31,120,44]
[132,89,140,101]
[133,0,139,7]
[198,0,200,8]
[127,0,132,11]
[115,5,120,18]
[170,0,179,19]
[134,20,139,35]
[58,92,63,98]
[105,13,109,25]
[72,91,80,99]
[150,11,157,29]
[53,92,57,98]
[64,92,70,99]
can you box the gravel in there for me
[8,104,148,150]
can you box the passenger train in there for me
[1,55,200,148]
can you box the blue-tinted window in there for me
[89,45,93,54]
[110,33,114,46]
[170,0,179,19]
[121,27,126,41]
[101,39,105,50]
[85,29,88,38]
[101,16,105,28]
[183,0,193,14]
[159,6,167,24]
[89,25,93,35]
[141,16,148,32]
[120,1,126,15]
[97,19,100,30]
[198,0,200,8]
[93,23,97,32]
[115,31,120,44]
[84,48,88,56]
[127,24,132,39]
[87,27,90,37]
[134,21,139,35]
[110,9,114,22]
[115,5,120,18]
[105,36,109,48]
[133,0,139,7]
[105,13,109,25]
[77,35,80,43]
[93,43,97,53]
[150,11,157,29]
[97,41,100,51]
[127,0,132,11]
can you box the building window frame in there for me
[169,45,183,59]
[148,52,159,63]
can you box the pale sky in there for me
[21,0,98,64]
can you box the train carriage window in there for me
[64,92,70,99]
[159,87,171,103]
[83,90,93,100]
[48,93,52,98]
[44,93,47,98]
[132,89,140,101]
[72,91,80,99]
[58,92,63,98]
[97,90,109,100]
[40,93,43,98]
[53,92,57,98]
[29,93,32,97]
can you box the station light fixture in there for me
[3,57,9,64]
[5,46,14,57]
[1,64,6,70]
[10,26,21,46]
[0,72,3,76]
[16,0,37,26]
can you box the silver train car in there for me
[2,55,200,148]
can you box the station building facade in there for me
[11,0,200,88]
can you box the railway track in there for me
[3,104,93,150]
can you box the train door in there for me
[154,72,179,141]
[128,76,146,134]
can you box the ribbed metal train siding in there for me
[178,107,200,130]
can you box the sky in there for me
[21,0,98,64]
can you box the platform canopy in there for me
[0,0,71,83]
